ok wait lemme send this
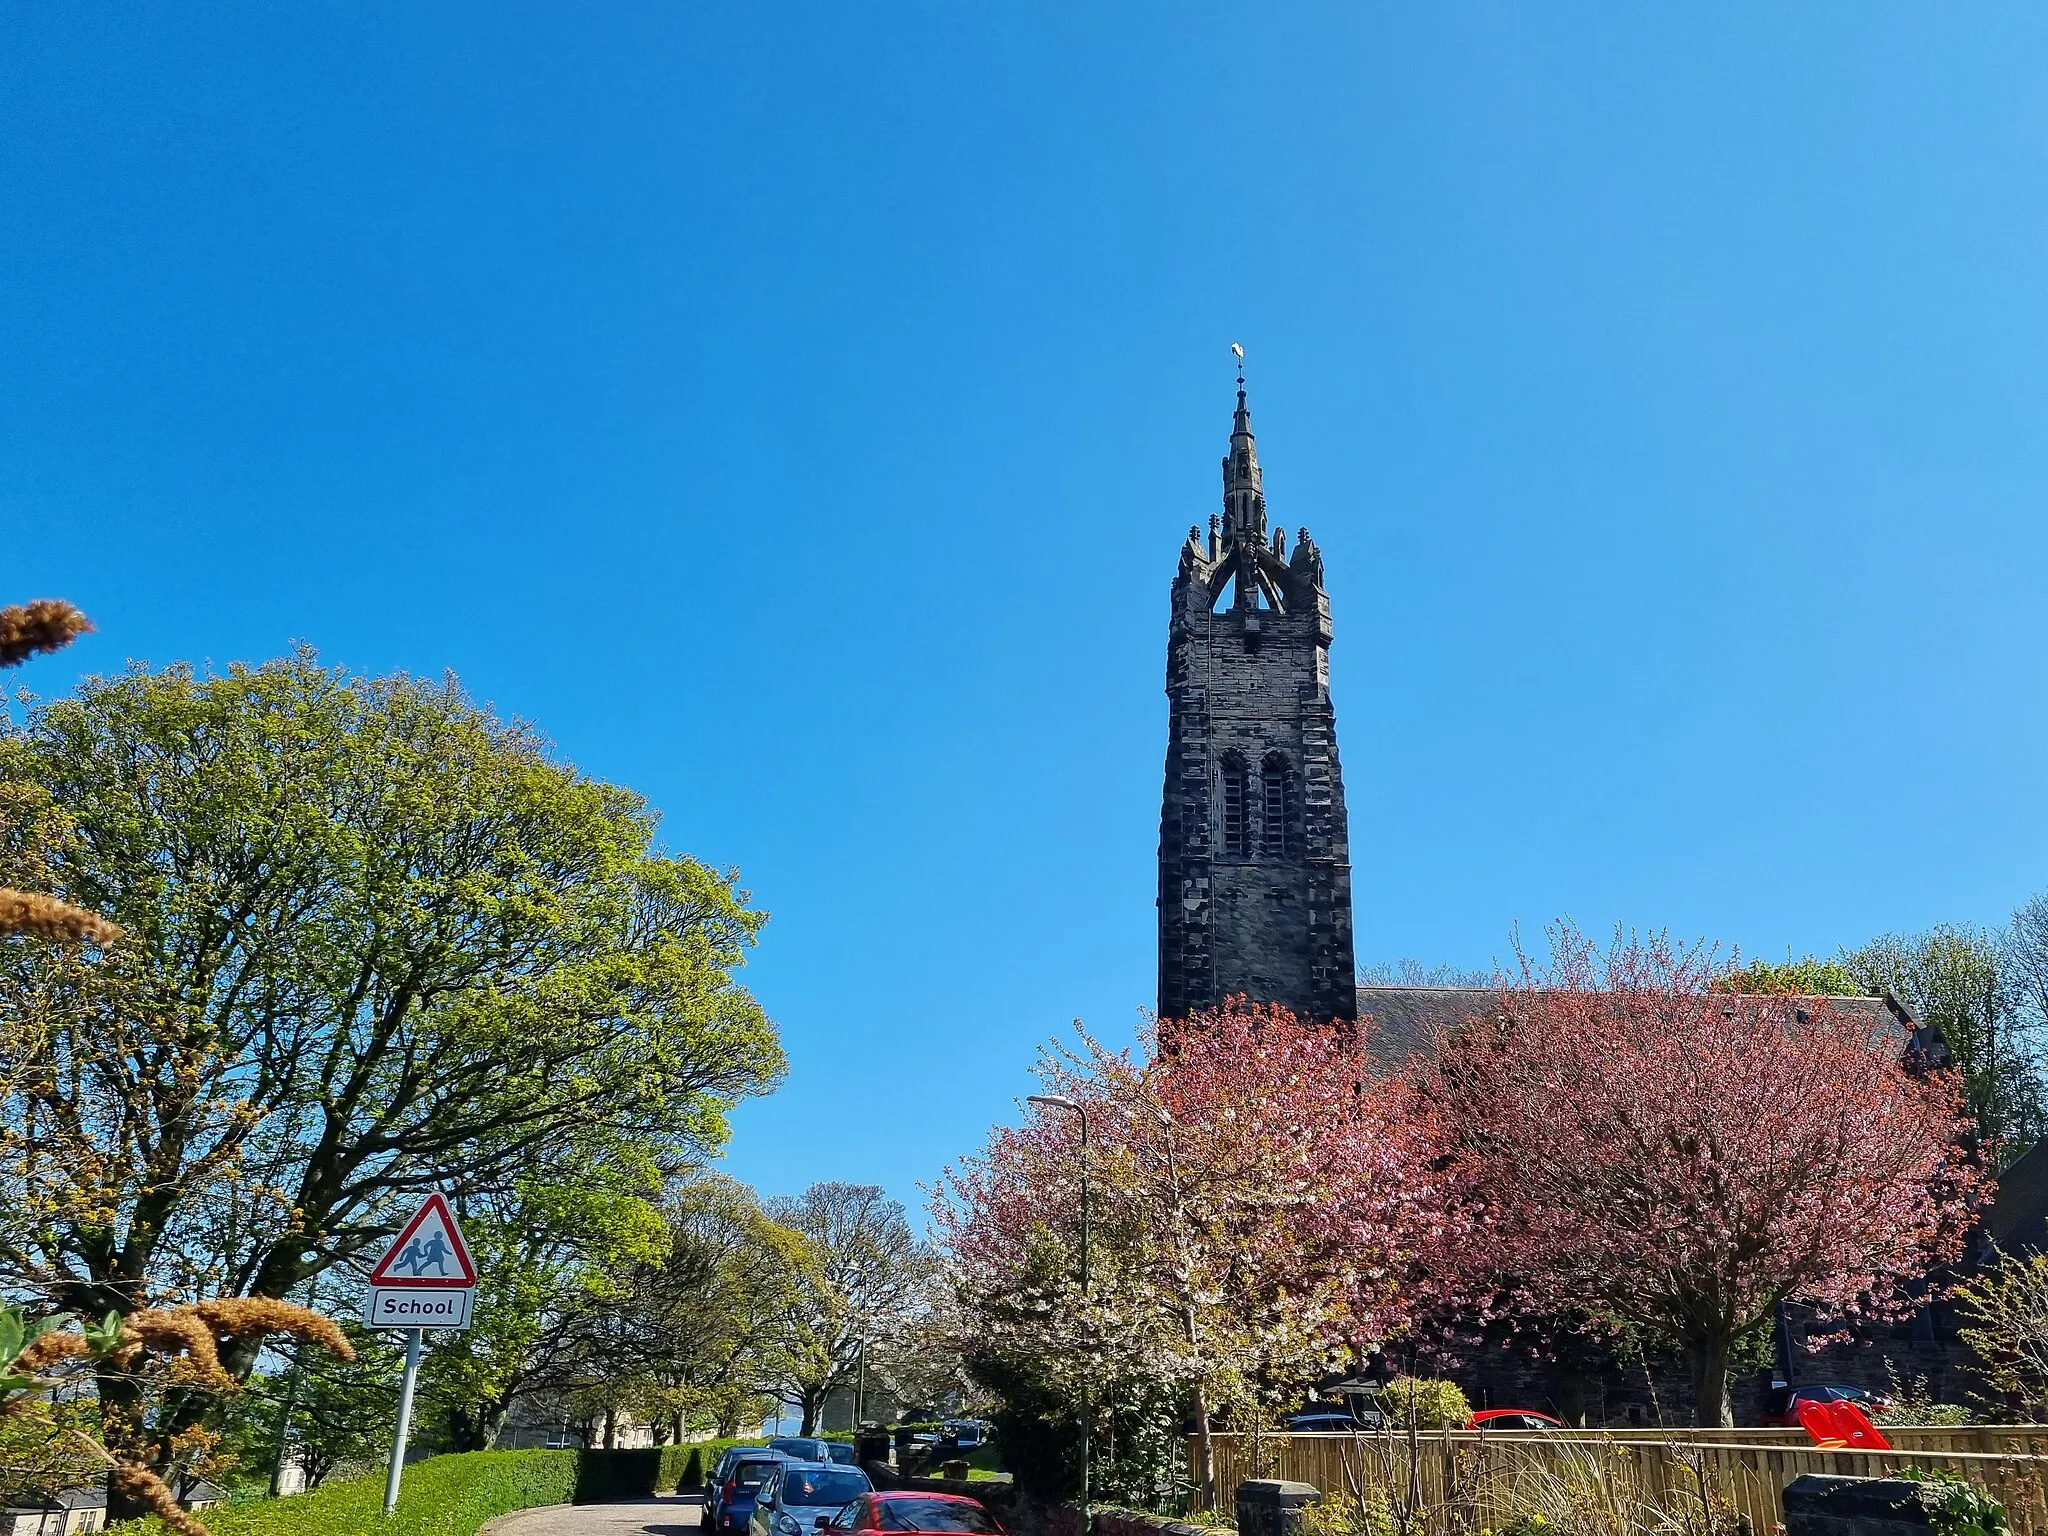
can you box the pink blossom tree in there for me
[936,999,1451,1504]
[1420,927,1983,1425]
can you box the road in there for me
[485,1492,704,1536]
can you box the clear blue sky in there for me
[7,4,2048,1219]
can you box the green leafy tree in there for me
[609,1174,810,1439]
[419,1175,671,1452]
[768,1182,942,1435]
[0,652,784,1515]
[1846,925,2045,1159]
[218,1323,404,1493]
[1715,955,1863,997]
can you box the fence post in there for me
[1237,1480,1321,1536]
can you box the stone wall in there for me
[1437,1299,1972,1426]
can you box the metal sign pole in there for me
[383,1327,424,1515]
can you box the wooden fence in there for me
[1192,1428,2048,1533]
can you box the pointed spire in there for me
[1220,345,1266,540]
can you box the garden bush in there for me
[107,1449,576,1536]
[575,1446,703,1503]
[1377,1377,1471,1430]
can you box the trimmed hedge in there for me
[107,1449,577,1536]
[574,1445,700,1502]
[675,1437,776,1487]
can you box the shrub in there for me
[1377,1377,1470,1430]
[682,1448,706,1488]
[575,1448,701,1503]
[106,1449,576,1536]
[1898,1468,2011,1536]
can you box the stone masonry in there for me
[1156,382,1357,1023]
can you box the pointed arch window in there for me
[1261,753,1292,859]
[1220,759,1248,859]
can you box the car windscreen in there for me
[783,1472,871,1506]
[878,1499,1003,1533]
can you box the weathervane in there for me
[1231,341,1245,391]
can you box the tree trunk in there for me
[1689,1334,1734,1427]
[1192,1379,1216,1512]
[97,1368,159,1526]
[604,1405,618,1449]
[800,1394,821,1435]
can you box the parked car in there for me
[940,1420,986,1450]
[711,1452,789,1532]
[1467,1410,1564,1431]
[750,1463,876,1536]
[1762,1384,1893,1427]
[821,1492,1009,1534]
[711,1447,773,1487]
[1285,1411,1364,1432]
[822,1441,858,1465]
[772,1439,836,1463]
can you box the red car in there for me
[819,1493,1008,1535]
[1467,1409,1564,1431]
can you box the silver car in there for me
[750,1463,874,1536]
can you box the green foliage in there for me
[573,1446,699,1502]
[967,1353,1085,1499]
[106,1449,577,1536]
[0,1304,72,1394]
[0,1396,110,1509]
[1956,1247,2048,1417]
[217,1324,403,1494]
[682,1447,705,1487]
[1847,925,2044,1155]
[0,651,786,1355]
[1714,957,1863,997]
[1897,1468,2011,1536]
[1376,1376,1471,1430]
[1875,1371,1975,1426]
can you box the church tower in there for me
[1157,376,1357,1022]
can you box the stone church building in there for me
[1152,380,2036,1424]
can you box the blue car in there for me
[713,1452,788,1533]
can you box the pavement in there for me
[483,1492,706,1536]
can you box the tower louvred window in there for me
[1262,755,1291,858]
[1221,762,1247,859]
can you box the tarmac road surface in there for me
[482,1491,704,1536]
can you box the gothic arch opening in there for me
[1261,752,1293,859]
[1219,754,1249,860]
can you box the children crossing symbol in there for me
[364,1192,478,1514]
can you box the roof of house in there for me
[1354,985,1931,1073]
[1986,1136,2048,1254]
[3,1482,107,1512]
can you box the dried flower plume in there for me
[0,600,91,668]
[109,1464,207,1536]
[0,889,120,946]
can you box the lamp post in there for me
[1028,1093,1090,1534]
[854,1334,867,1432]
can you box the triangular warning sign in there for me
[368,1193,478,1288]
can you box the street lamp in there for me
[1028,1094,1090,1533]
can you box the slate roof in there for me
[3,1481,107,1512]
[1354,985,1934,1075]
[1986,1136,2048,1255]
